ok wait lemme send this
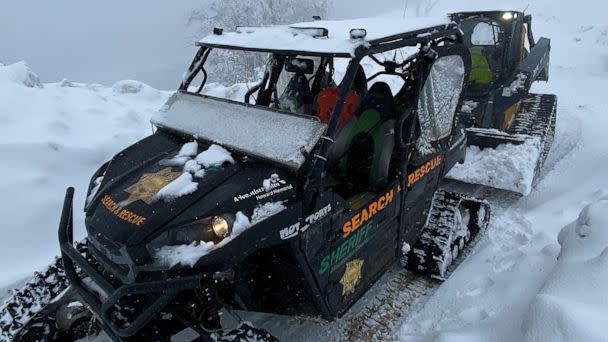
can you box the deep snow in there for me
[395,1,608,341]
[2,1,608,341]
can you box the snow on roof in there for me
[198,17,451,57]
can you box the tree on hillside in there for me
[189,0,331,85]
[403,0,440,17]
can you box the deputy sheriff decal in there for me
[340,259,364,296]
[124,167,181,205]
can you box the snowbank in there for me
[0,61,42,88]
[0,62,171,288]
[523,198,608,342]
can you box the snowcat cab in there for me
[448,11,557,195]
[11,17,491,342]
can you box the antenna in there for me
[522,4,530,13]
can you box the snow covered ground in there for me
[2,1,608,341]
[0,62,172,288]
[395,1,608,341]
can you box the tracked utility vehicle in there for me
[4,17,490,342]
[447,11,557,195]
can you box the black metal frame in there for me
[182,23,464,209]
[58,188,203,340]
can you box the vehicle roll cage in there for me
[177,23,465,208]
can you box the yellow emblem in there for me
[340,259,364,296]
[124,167,181,205]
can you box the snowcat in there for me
[446,11,557,195]
[3,17,490,342]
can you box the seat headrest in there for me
[367,82,392,99]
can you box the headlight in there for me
[148,214,236,251]
[212,216,230,238]
[502,12,514,20]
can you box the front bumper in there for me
[58,187,203,339]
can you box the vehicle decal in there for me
[124,167,181,205]
[234,174,292,203]
[340,259,364,296]
[279,204,332,240]
[101,195,147,226]
[406,154,442,188]
[342,190,394,238]
[319,220,373,275]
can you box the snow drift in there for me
[523,198,608,342]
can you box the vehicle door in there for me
[321,181,401,316]
[400,47,469,246]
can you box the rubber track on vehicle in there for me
[0,242,86,342]
[340,191,488,342]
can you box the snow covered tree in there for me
[189,0,331,85]
[403,0,440,17]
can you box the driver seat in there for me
[328,82,396,190]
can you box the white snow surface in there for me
[447,136,541,195]
[199,17,450,56]
[395,1,608,342]
[195,144,235,168]
[154,173,198,202]
[523,198,608,342]
[177,141,198,157]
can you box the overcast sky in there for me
[0,0,405,89]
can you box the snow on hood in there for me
[155,142,235,202]
[523,197,608,341]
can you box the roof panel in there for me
[198,16,451,56]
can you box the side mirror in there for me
[285,58,315,74]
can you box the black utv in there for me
[20,18,491,342]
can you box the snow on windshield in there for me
[152,92,327,170]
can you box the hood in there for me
[85,131,298,247]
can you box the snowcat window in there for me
[470,21,500,46]
[417,55,466,149]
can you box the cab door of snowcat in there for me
[400,46,469,246]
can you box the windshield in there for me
[182,47,340,115]
[461,18,501,46]
[156,47,348,170]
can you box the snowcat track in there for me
[508,93,557,183]
[0,242,87,342]
[340,191,490,342]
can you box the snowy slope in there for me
[0,62,172,288]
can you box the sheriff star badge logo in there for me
[123,167,181,205]
[340,259,364,296]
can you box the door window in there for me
[471,21,500,46]
[416,55,466,152]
